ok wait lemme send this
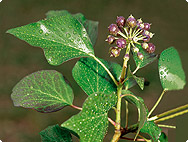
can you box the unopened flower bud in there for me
[108,24,120,36]
[109,47,121,57]
[137,52,144,60]
[144,23,151,30]
[116,38,126,49]
[146,43,155,53]
[141,43,149,49]
[143,36,150,42]
[124,54,129,60]
[132,47,139,53]
[127,15,137,28]
[142,30,150,36]
[149,32,154,38]
[105,35,115,44]
[116,16,126,27]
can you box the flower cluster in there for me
[106,15,156,60]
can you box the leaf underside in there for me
[62,93,117,142]
[159,47,186,90]
[7,12,94,65]
[11,70,74,113]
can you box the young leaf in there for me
[40,124,73,142]
[61,93,117,142]
[140,121,162,142]
[121,90,148,138]
[7,12,94,65]
[158,132,168,142]
[46,10,99,46]
[132,44,158,69]
[11,70,74,113]
[72,57,122,95]
[159,47,186,90]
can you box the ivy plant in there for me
[7,10,187,142]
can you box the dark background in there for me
[0,0,188,141]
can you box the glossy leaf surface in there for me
[7,12,94,65]
[62,93,117,142]
[11,70,73,113]
[158,132,168,142]
[140,121,162,142]
[122,90,147,138]
[46,10,98,46]
[40,125,73,142]
[159,47,186,90]
[72,57,122,95]
[132,44,158,69]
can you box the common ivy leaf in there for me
[158,132,168,142]
[122,90,148,139]
[40,124,73,142]
[7,12,94,65]
[132,44,158,69]
[46,10,99,46]
[11,70,74,113]
[61,93,117,142]
[140,121,162,142]
[72,57,122,95]
[159,47,186,90]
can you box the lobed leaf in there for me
[46,10,99,46]
[140,121,162,142]
[132,44,158,69]
[159,47,186,90]
[62,93,117,142]
[72,57,122,95]
[40,124,73,142]
[122,90,148,138]
[7,12,94,65]
[11,70,74,113]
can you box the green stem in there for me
[148,89,166,117]
[148,104,188,121]
[125,100,129,128]
[157,124,176,129]
[90,54,118,86]
[155,109,188,123]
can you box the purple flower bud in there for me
[146,43,155,53]
[116,38,126,49]
[132,47,139,53]
[124,54,129,60]
[141,43,149,49]
[106,35,115,44]
[127,15,137,28]
[109,47,121,57]
[108,24,120,36]
[137,52,144,60]
[144,23,151,30]
[143,36,150,42]
[116,16,126,27]
[142,30,150,37]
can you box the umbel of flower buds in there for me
[106,14,156,60]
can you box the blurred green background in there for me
[0,0,188,141]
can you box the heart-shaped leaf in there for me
[132,44,158,69]
[122,90,148,139]
[158,132,168,142]
[40,124,73,142]
[46,10,99,46]
[7,12,94,65]
[159,47,186,90]
[11,70,74,113]
[72,57,122,95]
[61,93,117,142]
[140,121,162,142]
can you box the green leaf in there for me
[158,132,168,142]
[40,124,73,142]
[61,93,117,142]
[11,70,74,113]
[133,76,145,90]
[140,121,162,142]
[7,12,94,65]
[132,44,158,69]
[159,47,186,90]
[122,90,148,138]
[72,57,122,95]
[46,10,99,46]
